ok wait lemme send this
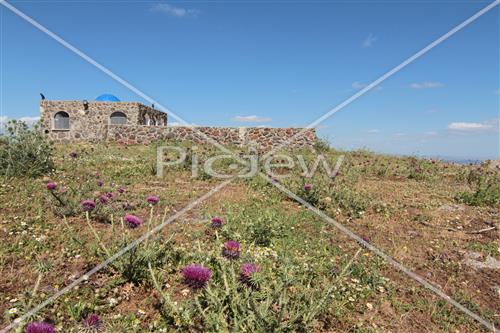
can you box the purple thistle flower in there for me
[117,186,125,194]
[105,192,113,198]
[303,183,312,191]
[147,195,159,205]
[69,151,78,159]
[222,240,241,259]
[124,214,142,228]
[46,182,57,191]
[98,195,109,204]
[81,200,96,212]
[240,263,260,285]
[81,313,102,332]
[211,216,223,229]
[25,321,55,333]
[96,180,104,187]
[181,264,212,289]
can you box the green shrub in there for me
[0,120,54,178]
[113,239,173,285]
[406,157,438,182]
[245,211,286,247]
[456,171,500,207]
[329,185,369,219]
[314,137,331,153]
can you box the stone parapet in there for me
[106,125,316,150]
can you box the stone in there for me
[40,100,317,151]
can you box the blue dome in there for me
[95,94,120,102]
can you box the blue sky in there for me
[1,0,498,159]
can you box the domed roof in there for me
[95,94,120,102]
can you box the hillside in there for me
[0,139,498,332]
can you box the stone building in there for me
[40,94,167,141]
[40,94,316,150]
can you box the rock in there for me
[462,251,500,269]
[438,204,465,212]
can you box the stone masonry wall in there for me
[40,100,167,141]
[107,125,316,150]
[40,100,316,150]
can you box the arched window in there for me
[110,112,127,125]
[53,111,70,130]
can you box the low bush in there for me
[0,120,54,178]
[328,184,370,219]
[456,170,500,207]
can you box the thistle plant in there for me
[24,322,55,333]
[239,263,260,287]
[182,264,212,289]
[80,313,103,333]
[145,195,159,243]
[222,241,241,260]
[83,208,110,257]
[124,214,142,229]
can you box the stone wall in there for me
[40,100,316,150]
[40,100,167,141]
[107,125,316,150]
[244,127,316,150]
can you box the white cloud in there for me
[424,131,438,136]
[19,116,40,126]
[367,129,380,133]
[167,121,198,127]
[151,3,199,17]
[495,88,500,94]
[351,81,382,91]
[0,115,39,126]
[426,109,439,114]
[232,115,272,123]
[394,132,406,137]
[447,119,498,132]
[362,33,377,48]
[409,81,444,89]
